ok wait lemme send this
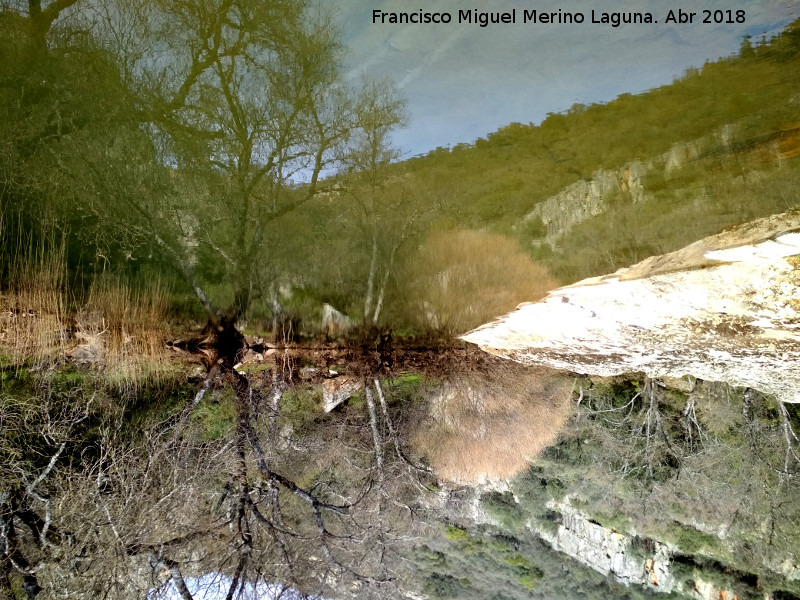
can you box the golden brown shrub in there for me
[403,229,558,334]
[412,363,572,484]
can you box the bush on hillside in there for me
[402,229,558,334]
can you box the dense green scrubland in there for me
[413,379,800,600]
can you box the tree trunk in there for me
[364,233,378,322]
[269,281,284,339]
[371,248,396,325]
[365,383,384,483]
[27,0,79,53]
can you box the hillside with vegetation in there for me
[248,20,800,334]
[2,2,800,599]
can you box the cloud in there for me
[337,0,796,156]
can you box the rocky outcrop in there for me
[322,376,362,412]
[321,303,353,337]
[532,503,749,600]
[463,211,800,403]
[532,502,675,593]
[523,126,736,247]
[523,161,649,247]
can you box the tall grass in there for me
[0,233,69,367]
[0,232,172,385]
[79,272,173,386]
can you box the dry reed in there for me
[0,244,69,367]
[0,239,172,385]
[78,273,172,386]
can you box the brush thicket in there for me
[413,364,572,484]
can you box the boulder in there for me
[321,303,353,337]
[68,331,104,365]
[322,376,362,412]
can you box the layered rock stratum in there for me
[462,211,800,403]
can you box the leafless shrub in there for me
[412,363,572,483]
[403,229,559,334]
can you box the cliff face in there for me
[462,211,800,403]
[522,127,737,247]
[523,161,649,247]
[533,503,675,592]
[530,502,755,600]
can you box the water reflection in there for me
[150,573,319,599]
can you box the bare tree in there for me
[2,1,422,598]
[1,362,434,598]
[336,79,421,326]
[581,377,683,486]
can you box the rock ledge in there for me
[462,211,800,403]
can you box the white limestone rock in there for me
[532,501,675,592]
[463,211,800,403]
[322,376,362,412]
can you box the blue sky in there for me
[335,0,796,158]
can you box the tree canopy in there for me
[1,0,406,326]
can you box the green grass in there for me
[279,384,324,431]
[516,569,543,590]
[191,388,235,441]
[592,512,632,534]
[482,491,527,532]
[445,525,471,542]
[673,525,725,556]
[504,553,535,569]
[234,362,272,374]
